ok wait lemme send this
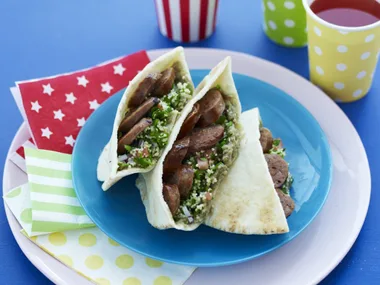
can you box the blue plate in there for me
[72,70,332,267]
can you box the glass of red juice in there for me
[302,0,380,102]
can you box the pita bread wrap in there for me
[136,56,243,230]
[97,47,194,190]
[205,108,289,234]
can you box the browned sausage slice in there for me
[265,154,289,188]
[276,189,295,218]
[163,136,190,173]
[260,128,273,153]
[119,97,159,133]
[177,103,201,139]
[188,125,225,154]
[154,68,176,97]
[129,73,160,108]
[197,89,225,127]
[117,118,152,154]
[163,184,180,215]
[165,165,194,199]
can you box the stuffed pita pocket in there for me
[97,47,194,190]
[136,56,242,230]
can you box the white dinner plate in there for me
[3,48,371,285]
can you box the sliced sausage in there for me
[117,118,152,154]
[165,165,194,200]
[154,68,176,97]
[188,125,225,154]
[276,189,295,218]
[128,73,160,108]
[119,97,159,133]
[177,103,201,139]
[163,136,190,174]
[163,184,180,215]
[197,89,225,127]
[260,128,273,153]
[265,154,289,188]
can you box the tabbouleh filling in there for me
[117,80,192,170]
[174,102,240,224]
[269,138,293,195]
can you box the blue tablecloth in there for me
[0,0,379,284]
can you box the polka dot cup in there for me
[303,0,380,102]
[262,0,308,47]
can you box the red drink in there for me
[310,0,380,27]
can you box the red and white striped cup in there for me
[154,0,219,43]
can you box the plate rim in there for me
[3,48,371,285]
[2,123,75,285]
[72,70,334,267]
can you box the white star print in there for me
[41,127,53,139]
[89,99,100,110]
[65,135,75,147]
[77,117,86,127]
[113,63,126,76]
[53,109,65,121]
[42,83,54,96]
[31,101,42,113]
[65,92,77,104]
[101,82,113,94]
[77,75,89,87]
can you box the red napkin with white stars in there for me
[16,50,150,154]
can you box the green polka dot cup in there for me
[303,0,380,102]
[262,0,308,47]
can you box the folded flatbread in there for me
[97,47,194,191]
[205,108,289,234]
[136,56,243,230]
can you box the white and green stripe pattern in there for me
[25,148,94,235]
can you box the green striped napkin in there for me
[24,148,94,236]
[4,149,196,285]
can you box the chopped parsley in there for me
[281,173,294,195]
[117,81,192,170]
[174,103,240,224]
[269,146,286,158]
[273,139,281,147]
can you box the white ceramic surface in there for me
[3,48,371,285]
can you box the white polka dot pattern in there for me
[284,1,295,9]
[361,52,371,60]
[284,19,295,28]
[267,1,275,11]
[314,26,322,36]
[316,66,324,75]
[262,0,307,47]
[337,45,348,53]
[334,82,345,90]
[357,71,367,79]
[365,34,375,43]
[353,89,363,97]
[336,64,347,71]
[268,20,277,30]
[314,46,322,55]
[306,8,379,102]
[284,37,294,45]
